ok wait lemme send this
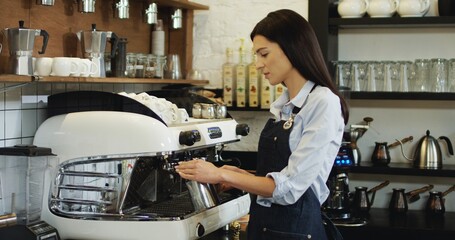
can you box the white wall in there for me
[191,0,308,89]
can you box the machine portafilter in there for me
[344,117,373,166]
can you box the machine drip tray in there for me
[332,218,368,227]
[134,191,240,219]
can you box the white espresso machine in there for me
[33,90,251,240]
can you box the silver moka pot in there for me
[3,20,49,75]
[77,24,118,77]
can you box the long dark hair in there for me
[250,9,349,124]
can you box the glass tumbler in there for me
[447,58,455,92]
[413,59,430,92]
[350,61,368,91]
[397,61,414,92]
[429,58,448,92]
[383,61,399,92]
[333,61,352,90]
[366,61,384,92]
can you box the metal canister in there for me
[192,103,202,118]
[201,103,215,119]
[215,104,227,119]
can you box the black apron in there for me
[247,86,343,240]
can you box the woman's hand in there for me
[175,159,222,184]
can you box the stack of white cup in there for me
[34,57,99,77]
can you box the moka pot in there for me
[3,20,49,75]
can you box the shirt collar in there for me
[270,81,315,119]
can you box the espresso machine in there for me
[33,90,251,240]
[77,24,118,77]
[3,20,49,75]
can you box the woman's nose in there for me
[255,60,264,70]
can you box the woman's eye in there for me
[259,52,268,57]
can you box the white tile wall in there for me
[0,82,164,148]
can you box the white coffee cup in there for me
[72,58,98,77]
[51,57,78,77]
[34,57,53,76]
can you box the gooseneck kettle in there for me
[398,130,454,169]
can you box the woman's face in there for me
[253,35,294,86]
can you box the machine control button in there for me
[236,123,250,136]
[196,223,205,237]
[179,130,201,146]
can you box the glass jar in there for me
[135,53,147,78]
[144,54,156,78]
[154,55,167,79]
[126,53,137,78]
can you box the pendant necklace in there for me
[283,113,295,130]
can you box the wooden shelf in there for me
[148,0,209,10]
[0,74,209,85]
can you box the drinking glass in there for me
[397,61,414,92]
[447,58,455,92]
[413,59,430,92]
[164,54,182,80]
[366,61,384,92]
[383,61,399,92]
[429,58,448,92]
[350,61,368,91]
[333,61,352,90]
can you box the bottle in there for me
[222,48,235,107]
[274,84,286,101]
[248,49,260,107]
[235,39,248,107]
[260,73,274,109]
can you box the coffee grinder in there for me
[323,117,373,220]
[324,146,354,220]
[344,117,373,166]
[3,20,49,75]
[77,24,118,77]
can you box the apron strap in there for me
[322,212,344,240]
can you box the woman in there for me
[176,9,349,240]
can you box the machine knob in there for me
[236,123,250,136]
[179,130,199,146]
[196,223,205,237]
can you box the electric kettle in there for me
[398,130,454,169]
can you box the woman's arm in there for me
[176,159,276,197]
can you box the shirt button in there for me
[307,234,312,239]
[273,137,277,141]
[262,228,267,232]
